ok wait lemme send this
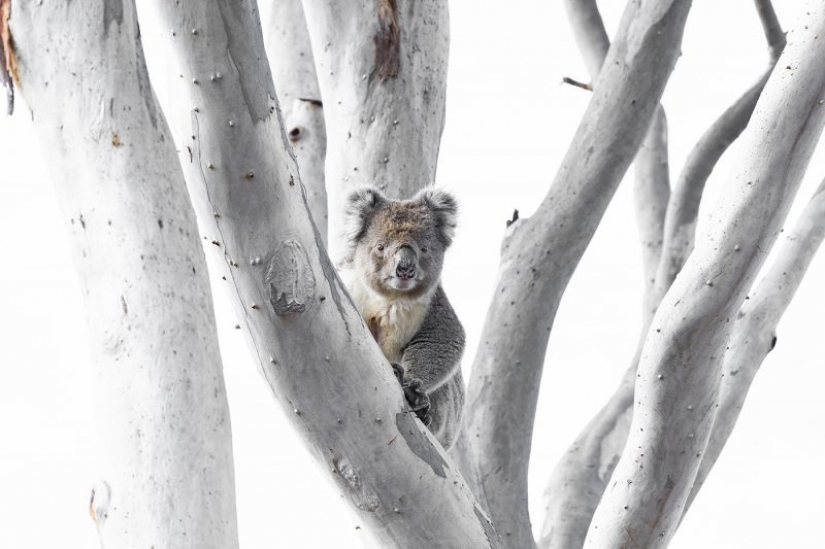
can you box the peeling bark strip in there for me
[266,240,315,316]
[374,0,400,81]
[395,412,448,478]
[1,0,15,114]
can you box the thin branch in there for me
[561,76,592,91]
[585,9,825,546]
[563,0,610,80]
[686,176,825,512]
[755,0,786,60]
[457,2,693,547]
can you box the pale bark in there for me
[457,2,693,547]
[7,1,238,547]
[539,3,785,547]
[260,0,328,244]
[584,7,825,547]
[140,1,497,546]
[300,0,450,261]
[686,176,825,511]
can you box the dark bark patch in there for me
[0,0,16,115]
[266,239,315,316]
[474,505,502,548]
[373,0,400,82]
[395,412,447,478]
[298,97,323,108]
[102,0,124,36]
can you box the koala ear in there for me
[416,188,458,247]
[343,186,387,247]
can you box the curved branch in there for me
[585,8,825,546]
[458,2,693,547]
[686,176,825,511]
[141,1,496,546]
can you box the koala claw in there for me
[391,363,431,426]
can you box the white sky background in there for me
[1,1,824,548]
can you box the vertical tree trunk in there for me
[140,1,497,546]
[300,0,450,261]
[7,1,238,547]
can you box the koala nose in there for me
[395,247,417,279]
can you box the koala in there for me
[339,185,465,449]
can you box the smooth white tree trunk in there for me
[139,1,497,546]
[7,1,238,547]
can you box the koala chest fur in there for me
[342,271,430,362]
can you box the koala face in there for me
[343,186,458,299]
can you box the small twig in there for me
[561,76,593,92]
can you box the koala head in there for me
[343,186,458,299]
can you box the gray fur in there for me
[342,186,465,449]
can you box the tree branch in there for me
[563,0,610,80]
[635,106,671,321]
[584,8,825,546]
[140,1,497,546]
[260,0,328,245]
[300,0,450,261]
[457,2,693,546]
[686,176,825,511]
[10,0,238,546]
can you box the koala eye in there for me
[376,244,385,252]
[421,246,429,253]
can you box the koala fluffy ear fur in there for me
[343,186,387,247]
[416,188,458,247]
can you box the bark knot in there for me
[266,239,315,316]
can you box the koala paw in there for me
[390,363,432,426]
